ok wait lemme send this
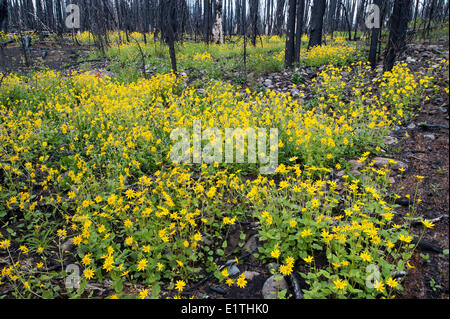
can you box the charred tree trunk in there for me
[295,0,305,63]
[0,0,7,33]
[413,0,420,32]
[285,0,297,68]
[204,0,211,43]
[161,0,178,74]
[308,0,326,49]
[212,0,224,43]
[339,0,353,41]
[275,0,286,36]
[353,0,367,40]
[425,0,437,37]
[369,0,382,69]
[384,0,413,72]
[250,0,258,46]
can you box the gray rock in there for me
[243,271,260,281]
[348,159,363,171]
[61,238,74,252]
[349,169,362,176]
[228,264,240,276]
[383,136,398,145]
[392,161,408,170]
[262,275,289,299]
[434,97,444,104]
[406,57,417,63]
[336,170,346,178]
[242,235,258,254]
[407,123,416,129]
[423,134,435,140]
[372,157,408,170]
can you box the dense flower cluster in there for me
[0,51,445,298]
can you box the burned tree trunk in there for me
[294,0,305,63]
[384,0,413,72]
[161,0,178,74]
[369,0,382,69]
[353,0,367,40]
[338,0,353,41]
[0,0,7,33]
[275,0,286,36]
[413,0,420,32]
[250,0,258,46]
[308,0,326,49]
[285,0,297,68]
[212,0,223,44]
[425,0,437,37]
[204,0,211,43]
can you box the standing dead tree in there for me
[204,0,211,43]
[212,0,223,43]
[308,0,326,48]
[368,0,382,69]
[160,0,178,74]
[285,0,297,67]
[0,0,7,33]
[384,0,413,72]
[250,0,259,46]
[294,0,305,63]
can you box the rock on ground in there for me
[262,275,288,299]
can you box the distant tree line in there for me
[0,0,448,72]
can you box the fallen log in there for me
[412,238,443,253]
[288,273,304,299]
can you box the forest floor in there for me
[0,36,448,299]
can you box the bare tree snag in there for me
[0,0,7,33]
[285,0,297,68]
[308,0,326,49]
[212,0,223,44]
[384,0,413,72]
[295,0,305,63]
[369,0,382,69]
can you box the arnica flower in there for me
[374,280,384,292]
[175,280,186,292]
[279,264,293,275]
[139,288,149,299]
[360,251,372,262]
[270,248,281,259]
[398,234,412,243]
[304,256,314,263]
[84,268,95,280]
[386,277,399,288]
[236,273,247,288]
[333,279,347,290]
[221,268,229,277]
[422,219,435,229]
[137,258,148,271]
